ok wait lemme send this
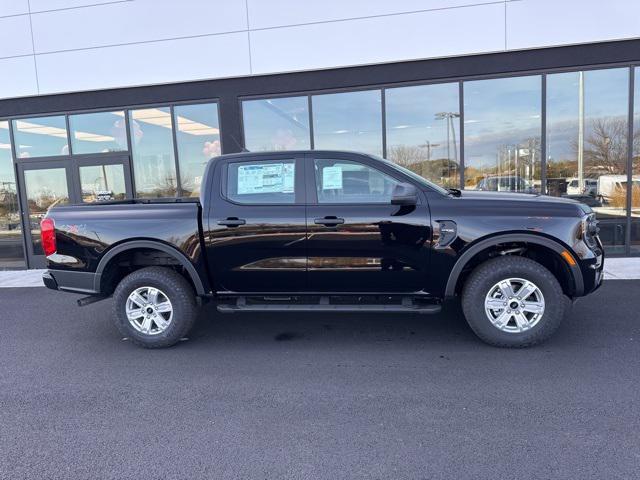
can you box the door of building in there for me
[17,154,133,268]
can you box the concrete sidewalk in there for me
[0,257,638,287]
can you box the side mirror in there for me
[391,182,418,205]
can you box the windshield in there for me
[369,155,450,196]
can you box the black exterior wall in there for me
[1,38,640,155]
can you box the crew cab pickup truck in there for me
[42,151,604,348]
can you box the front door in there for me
[305,153,431,293]
[18,154,133,267]
[206,153,307,293]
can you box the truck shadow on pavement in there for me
[186,299,484,348]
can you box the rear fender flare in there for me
[94,240,205,295]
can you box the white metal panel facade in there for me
[0,0,638,99]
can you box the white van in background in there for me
[566,178,598,196]
[597,175,640,203]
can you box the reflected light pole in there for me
[436,112,460,181]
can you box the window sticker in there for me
[237,162,294,195]
[322,166,343,190]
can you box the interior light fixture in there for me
[14,120,68,139]
[124,108,219,136]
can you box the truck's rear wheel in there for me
[112,267,198,348]
[461,256,567,347]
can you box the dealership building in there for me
[0,0,639,269]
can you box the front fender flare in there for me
[444,233,583,298]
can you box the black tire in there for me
[461,256,568,348]
[112,267,198,348]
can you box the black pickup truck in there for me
[42,150,604,348]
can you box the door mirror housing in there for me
[391,182,418,205]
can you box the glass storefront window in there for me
[0,121,24,268]
[23,168,69,256]
[631,67,640,254]
[547,68,629,254]
[79,164,127,203]
[129,107,177,198]
[243,96,310,152]
[312,90,382,156]
[385,83,460,188]
[69,111,128,154]
[12,115,68,158]
[174,103,220,197]
[464,76,542,193]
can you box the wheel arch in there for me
[444,233,584,298]
[94,240,206,296]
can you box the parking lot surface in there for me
[0,281,638,479]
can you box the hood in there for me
[454,190,592,215]
[458,190,576,203]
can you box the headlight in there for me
[580,213,599,249]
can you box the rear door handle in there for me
[314,216,345,226]
[218,217,246,227]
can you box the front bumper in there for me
[578,251,604,296]
[43,269,100,294]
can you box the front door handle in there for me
[314,216,345,226]
[218,217,246,227]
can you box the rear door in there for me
[205,153,307,293]
[305,152,431,293]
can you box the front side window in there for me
[69,111,128,154]
[12,115,69,158]
[226,160,296,204]
[314,159,400,204]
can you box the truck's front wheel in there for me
[461,256,568,347]
[112,267,198,348]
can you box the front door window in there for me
[314,159,400,204]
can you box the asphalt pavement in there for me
[0,281,639,480]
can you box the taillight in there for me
[40,218,57,256]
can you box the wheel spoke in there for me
[126,308,144,320]
[155,301,172,313]
[129,292,147,308]
[140,316,153,334]
[493,310,512,329]
[153,314,169,330]
[516,281,537,300]
[498,281,515,299]
[147,288,159,305]
[513,312,530,331]
[486,298,506,310]
[522,301,544,314]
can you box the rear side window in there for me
[226,160,295,204]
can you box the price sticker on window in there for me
[322,166,343,190]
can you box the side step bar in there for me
[217,296,441,314]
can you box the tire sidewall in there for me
[462,257,566,347]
